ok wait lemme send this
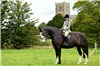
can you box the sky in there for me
[24,0,78,26]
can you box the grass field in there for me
[1,48,100,66]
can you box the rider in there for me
[61,14,71,47]
[62,14,71,37]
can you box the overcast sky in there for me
[24,0,78,25]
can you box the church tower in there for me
[55,2,70,16]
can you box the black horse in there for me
[39,27,88,64]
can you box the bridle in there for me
[40,32,47,42]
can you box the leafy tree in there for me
[72,1,100,47]
[38,22,47,28]
[1,0,11,48]
[47,14,65,28]
[1,0,38,49]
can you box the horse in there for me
[39,27,88,64]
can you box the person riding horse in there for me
[39,27,88,64]
[62,14,71,37]
[61,14,71,46]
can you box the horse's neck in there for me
[44,28,57,38]
[47,29,55,38]
[46,28,63,40]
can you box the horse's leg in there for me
[82,47,88,64]
[76,47,82,64]
[54,46,61,64]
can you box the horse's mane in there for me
[43,27,59,33]
[43,27,59,30]
[43,27,64,36]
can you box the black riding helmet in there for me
[64,14,69,18]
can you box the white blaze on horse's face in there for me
[40,32,46,42]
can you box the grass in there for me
[1,48,100,66]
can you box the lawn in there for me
[1,48,100,66]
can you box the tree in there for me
[38,22,47,28]
[47,14,65,28]
[1,0,38,49]
[1,0,11,48]
[72,1,100,47]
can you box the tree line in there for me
[1,0,39,49]
[72,1,100,47]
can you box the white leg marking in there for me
[84,53,88,64]
[55,56,59,64]
[78,55,82,64]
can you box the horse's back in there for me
[69,32,88,45]
[70,32,84,35]
[69,32,86,38]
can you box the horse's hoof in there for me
[55,62,61,64]
[55,62,57,64]
[77,61,81,64]
[84,62,87,64]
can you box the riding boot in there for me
[63,37,70,47]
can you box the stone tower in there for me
[55,2,70,16]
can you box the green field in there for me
[1,48,100,66]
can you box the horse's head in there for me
[39,27,48,42]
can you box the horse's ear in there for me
[39,27,42,32]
